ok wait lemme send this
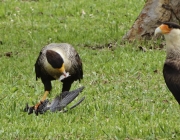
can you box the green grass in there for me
[0,0,180,139]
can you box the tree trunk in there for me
[122,0,180,41]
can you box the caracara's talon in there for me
[24,100,48,115]
[34,100,49,115]
[34,103,40,110]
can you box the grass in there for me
[0,0,180,139]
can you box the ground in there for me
[0,0,180,139]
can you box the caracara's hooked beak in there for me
[155,24,171,36]
[59,72,70,81]
[62,71,67,77]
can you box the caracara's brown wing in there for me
[60,53,83,92]
[74,53,83,81]
[59,44,83,91]
[35,52,42,81]
[63,44,83,81]
[34,50,54,91]
[163,61,180,104]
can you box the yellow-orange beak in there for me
[155,24,171,36]
[58,63,71,81]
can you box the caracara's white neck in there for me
[164,29,180,59]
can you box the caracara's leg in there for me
[34,80,52,110]
[62,78,74,92]
[34,90,49,110]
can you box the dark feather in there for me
[35,52,42,80]
[38,86,85,113]
[163,60,180,104]
[162,22,180,29]
[49,86,85,112]
[46,50,63,68]
[63,97,85,113]
[75,53,83,81]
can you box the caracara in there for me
[33,43,83,111]
[155,22,180,104]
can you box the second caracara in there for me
[34,43,83,110]
[155,22,180,104]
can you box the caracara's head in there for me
[155,22,180,35]
[155,22,180,53]
[46,50,70,81]
[155,22,180,39]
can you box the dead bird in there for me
[24,86,85,115]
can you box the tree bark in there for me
[122,0,180,41]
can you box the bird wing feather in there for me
[163,60,180,104]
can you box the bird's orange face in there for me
[159,24,172,34]
[155,24,173,36]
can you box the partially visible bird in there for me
[34,43,83,110]
[155,22,180,104]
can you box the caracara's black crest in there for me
[46,50,64,68]
[162,22,180,29]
